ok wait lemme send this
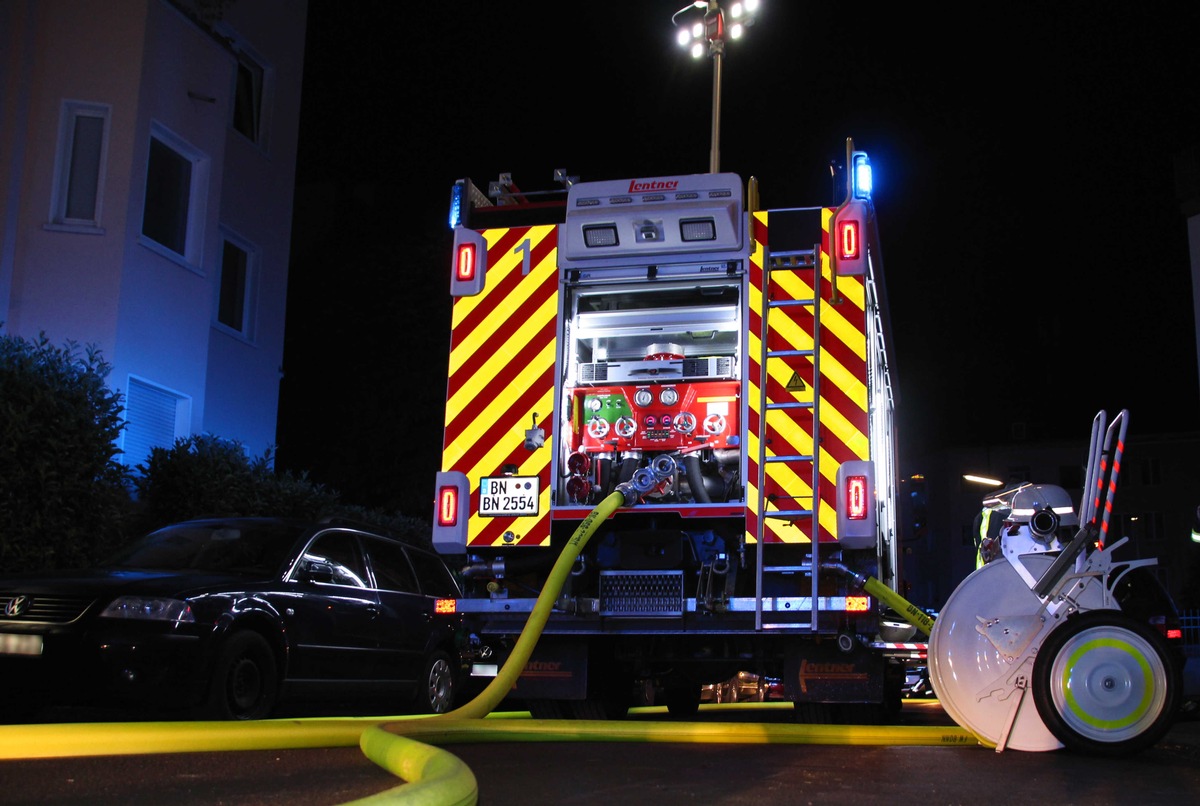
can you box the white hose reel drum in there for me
[929,485,1180,755]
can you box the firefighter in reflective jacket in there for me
[973,503,1009,568]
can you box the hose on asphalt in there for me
[0,488,973,805]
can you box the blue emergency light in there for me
[448,180,465,229]
[852,152,872,200]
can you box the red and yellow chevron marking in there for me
[441,224,558,547]
[746,210,869,544]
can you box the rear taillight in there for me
[455,242,476,282]
[437,485,459,527]
[845,474,868,520]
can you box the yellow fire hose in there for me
[0,489,971,805]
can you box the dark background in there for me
[276,1,1200,519]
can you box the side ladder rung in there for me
[765,401,811,411]
[764,509,813,519]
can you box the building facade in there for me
[901,430,1200,611]
[0,0,306,465]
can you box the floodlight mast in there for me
[672,0,759,173]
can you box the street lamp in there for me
[672,0,759,173]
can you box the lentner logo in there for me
[796,658,867,694]
[629,179,679,192]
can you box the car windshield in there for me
[105,522,307,576]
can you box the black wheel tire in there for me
[205,631,278,720]
[793,702,834,724]
[663,683,700,718]
[528,699,568,719]
[413,650,456,714]
[1033,610,1180,756]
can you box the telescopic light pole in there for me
[671,0,759,174]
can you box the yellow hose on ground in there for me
[440,489,628,720]
[0,490,976,805]
[0,491,630,801]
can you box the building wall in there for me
[0,0,306,465]
[901,429,1200,610]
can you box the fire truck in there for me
[433,140,917,720]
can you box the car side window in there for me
[406,549,459,597]
[302,531,367,587]
[364,537,419,594]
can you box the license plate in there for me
[0,633,43,656]
[479,476,539,517]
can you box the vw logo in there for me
[4,595,30,617]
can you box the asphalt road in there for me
[3,701,1199,805]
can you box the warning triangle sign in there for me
[786,372,807,392]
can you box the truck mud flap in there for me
[507,640,589,701]
[783,638,885,704]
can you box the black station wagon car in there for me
[0,517,466,721]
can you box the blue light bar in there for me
[448,180,465,229]
[852,152,872,200]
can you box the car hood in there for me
[0,567,274,599]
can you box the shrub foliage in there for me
[0,332,132,569]
[1,331,432,573]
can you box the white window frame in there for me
[46,100,110,233]
[216,25,274,150]
[139,123,209,269]
[215,227,259,341]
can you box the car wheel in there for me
[205,631,279,720]
[1033,611,1180,756]
[414,650,456,714]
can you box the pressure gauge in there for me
[634,388,653,407]
[659,387,679,406]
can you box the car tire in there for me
[204,631,279,720]
[413,649,456,714]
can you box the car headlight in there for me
[100,596,195,623]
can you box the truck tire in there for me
[663,683,700,718]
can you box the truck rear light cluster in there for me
[455,242,476,281]
[437,485,459,527]
[837,218,860,260]
[846,596,870,612]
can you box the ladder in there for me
[754,244,823,630]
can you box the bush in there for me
[0,331,133,570]
[0,331,434,572]
[134,434,433,546]
[133,434,341,529]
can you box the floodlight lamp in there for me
[691,41,705,58]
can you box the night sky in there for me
[276,1,1200,518]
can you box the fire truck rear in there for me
[433,142,915,720]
